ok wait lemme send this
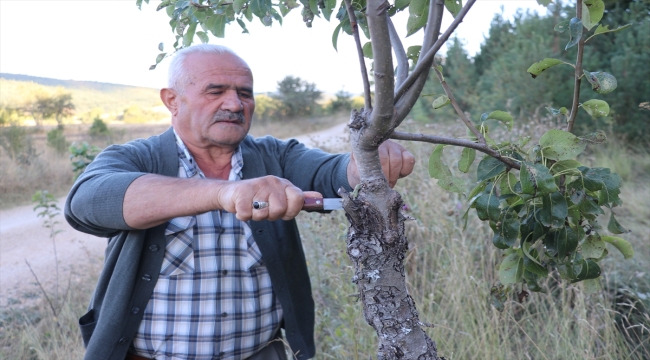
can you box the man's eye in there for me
[239,93,252,99]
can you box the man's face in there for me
[171,52,255,151]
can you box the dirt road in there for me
[0,122,350,308]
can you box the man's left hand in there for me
[347,140,416,188]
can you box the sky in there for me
[0,1,548,94]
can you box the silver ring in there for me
[252,201,269,210]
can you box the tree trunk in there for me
[342,111,441,360]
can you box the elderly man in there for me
[65,44,414,360]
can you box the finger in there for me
[387,144,403,188]
[400,149,416,178]
[267,185,289,221]
[282,186,305,220]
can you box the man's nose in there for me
[220,91,243,112]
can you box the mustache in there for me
[212,110,245,123]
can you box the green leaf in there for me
[601,235,634,259]
[579,167,622,206]
[214,14,228,37]
[547,225,580,259]
[583,71,617,95]
[582,277,602,294]
[555,19,570,33]
[490,284,507,311]
[477,156,506,181]
[539,129,587,161]
[196,31,209,44]
[500,214,521,248]
[322,0,336,21]
[523,252,548,277]
[158,42,164,51]
[578,196,605,216]
[593,23,632,36]
[566,17,583,51]
[394,0,411,11]
[550,159,582,175]
[539,192,568,229]
[406,45,421,64]
[428,145,465,195]
[581,235,607,259]
[407,0,428,37]
[486,110,513,131]
[499,252,524,285]
[607,212,629,234]
[524,270,544,292]
[527,58,567,79]
[155,52,167,64]
[432,95,451,109]
[475,191,500,222]
[573,259,601,282]
[362,42,373,59]
[537,0,553,6]
[468,181,487,202]
[458,148,476,173]
[236,18,250,33]
[183,22,197,46]
[520,162,559,195]
[332,22,343,51]
[582,0,604,31]
[444,0,462,17]
[579,130,608,145]
[233,0,246,13]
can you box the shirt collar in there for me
[173,129,243,180]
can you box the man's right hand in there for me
[123,174,320,229]
[215,175,319,222]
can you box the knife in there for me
[302,197,344,211]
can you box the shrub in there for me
[46,128,68,154]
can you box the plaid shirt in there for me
[131,133,283,360]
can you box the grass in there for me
[0,120,648,359]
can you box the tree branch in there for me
[344,0,373,110]
[392,0,444,124]
[390,131,521,170]
[567,0,585,133]
[432,65,485,144]
[394,0,477,105]
[388,17,408,90]
[365,0,395,139]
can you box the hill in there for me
[0,73,163,115]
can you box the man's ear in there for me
[160,88,179,116]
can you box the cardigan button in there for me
[256,229,264,234]
[149,244,159,252]
[142,274,151,281]
[131,307,140,314]
[118,337,127,344]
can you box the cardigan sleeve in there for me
[64,131,176,237]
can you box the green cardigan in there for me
[65,127,351,360]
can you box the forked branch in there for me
[394,0,477,104]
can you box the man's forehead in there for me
[185,52,250,72]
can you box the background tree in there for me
[141,0,639,358]
[272,75,323,117]
[49,90,75,129]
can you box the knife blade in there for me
[302,197,343,211]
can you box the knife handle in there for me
[302,197,324,212]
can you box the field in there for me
[0,118,648,359]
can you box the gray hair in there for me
[167,44,240,92]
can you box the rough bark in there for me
[343,111,441,360]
